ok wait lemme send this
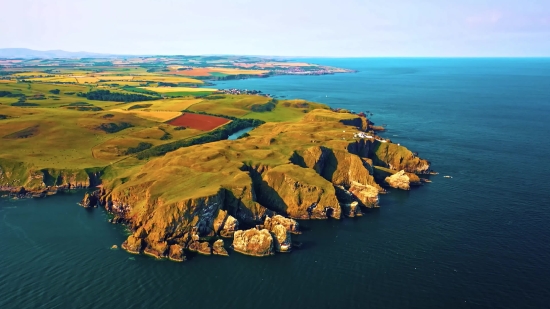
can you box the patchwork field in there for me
[132,76,203,84]
[0,55,346,178]
[110,109,182,122]
[141,87,218,93]
[210,68,268,75]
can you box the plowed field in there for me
[167,113,230,131]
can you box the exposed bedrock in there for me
[232,228,274,257]
[342,201,362,217]
[213,210,239,238]
[80,192,100,208]
[349,181,380,208]
[269,224,292,252]
[369,141,431,174]
[258,164,341,219]
[121,235,144,255]
[385,170,412,190]
[264,215,300,234]
[86,109,431,259]
[168,244,186,262]
[0,158,102,192]
[213,239,229,256]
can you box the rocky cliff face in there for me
[370,142,430,174]
[263,215,300,234]
[78,109,431,261]
[0,158,101,195]
[260,164,341,219]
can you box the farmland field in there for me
[110,109,182,122]
[0,54,342,172]
[167,113,231,130]
[141,87,218,93]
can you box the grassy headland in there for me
[0,56,430,261]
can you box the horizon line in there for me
[1,48,549,59]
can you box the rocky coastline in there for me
[80,109,431,260]
[2,108,433,261]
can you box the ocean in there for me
[1,58,549,309]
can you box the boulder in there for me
[232,228,274,257]
[212,239,229,256]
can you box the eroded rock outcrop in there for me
[189,241,211,256]
[168,244,186,262]
[370,142,430,174]
[349,181,380,208]
[88,108,430,261]
[260,164,341,219]
[269,224,292,252]
[264,215,300,234]
[385,170,411,190]
[0,158,100,192]
[232,228,274,257]
[121,235,143,254]
[212,239,229,256]
[342,201,362,217]
[213,210,239,238]
[144,242,168,259]
[80,192,99,208]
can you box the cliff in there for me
[0,158,102,197]
[83,109,430,260]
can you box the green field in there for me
[0,56,363,191]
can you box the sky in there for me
[2,0,549,57]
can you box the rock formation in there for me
[213,210,239,238]
[264,215,300,234]
[212,239,229,256]
[80,192,99,208]
[269,224,292,252]
[385,170,411,190]
[342,201,362,217]
[348,181,380,208]
[72,109,430,261]
[168,244,186,262]
[121,235,143,254]
[232,228,274,257]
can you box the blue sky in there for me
[2,0,549,56]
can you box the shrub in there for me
[125,142,153,155]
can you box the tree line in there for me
[78,90,155,102]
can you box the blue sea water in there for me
[1,58,550,309]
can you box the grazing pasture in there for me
[132,76,203,84]
[110,108,182,122]
[141,87,218,93]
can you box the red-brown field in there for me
[167,113,230,131]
